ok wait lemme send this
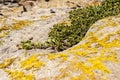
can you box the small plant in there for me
[18,40,48,50]
[19,40,34,50]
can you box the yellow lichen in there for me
[105,20,118,27]
[0,20,33,38]
[11,20,33,30]
[48,53,68,61]
[21,54,45,70]
[39,15,54,20]
[0,58,16,69]
[0,40,4,45]
[6,70,35,80]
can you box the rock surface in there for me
[0,0,120,80]
[0,13,120,80]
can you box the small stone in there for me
[76,4,81,8]
[71,7,77,9]
[0,13,3,16]
[50,9,55,13]
[29,37,33,40]
[45,0,50,2]
[10,39,12,41]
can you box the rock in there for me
[0,13,3,16]
[0,0,116,80]
[0,0,19,5]
[20,1,35,11]
[0,70,9,80]
[29,37,33,40]
[0,14,120,80]
[50,9,55,13]
[45,0,50,2]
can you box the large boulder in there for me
[0,14,120,80]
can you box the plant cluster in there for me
[46,0,120,51]
[20,0,120,51]
[18,40,48,50]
